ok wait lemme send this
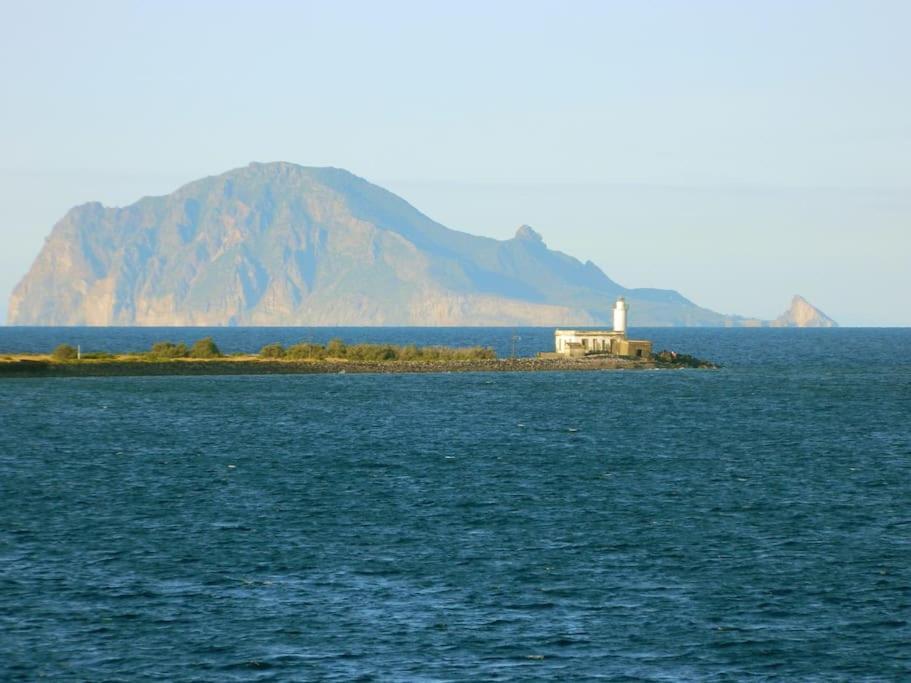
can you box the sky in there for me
[1,0,908,325]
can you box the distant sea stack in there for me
[771,295,838,328]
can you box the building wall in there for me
[555,330,623,354]
[614,339,652,358]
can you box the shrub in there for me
[51,344,78,361]
[312,341,495,361]
[259,342,285,359]
[397,344,420,361]
[326,338,347,358]
[346,343,397,361]
[188,337,222,358]
[250,339,496,362]
[149,341,189,358]
[421,346,442,360]
[286,343,325,360]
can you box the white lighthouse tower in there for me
[612,297,628,336]
[552,296,650,358]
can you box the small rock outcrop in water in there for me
[653,350,719,368]
[771,295,838,328]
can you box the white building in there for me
[552,297,652,359]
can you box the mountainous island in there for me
[7,162,836,327]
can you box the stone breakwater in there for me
[0,356,715,378]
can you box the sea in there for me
[0,327,908,681]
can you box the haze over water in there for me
[1,328,909,680]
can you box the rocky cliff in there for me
[771,295,838,328]
[9,162,738,326]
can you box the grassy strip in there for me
[260,339,496,361]
[36,338,498,364]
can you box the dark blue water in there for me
[1,328,909,681]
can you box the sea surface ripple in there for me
[1,328,909,681]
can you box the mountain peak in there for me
[7,166,731,326]
[773,295,838,328]
[514,224,544,244]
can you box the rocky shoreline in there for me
[0,355,716,378]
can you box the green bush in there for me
[51,344,78,361]
[285,343,324,360]
[346,343,397,361]
[259,342,285,358]
[397,344,420,361]
[188,337,222,358]
[256,339,496,362]
[326,338,347,358]
[148,341,189,358]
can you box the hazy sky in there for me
[1,0,908,325]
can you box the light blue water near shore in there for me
[1,328,909,680]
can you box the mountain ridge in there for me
[7,162,811,327]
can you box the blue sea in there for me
[1,327,909,681]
